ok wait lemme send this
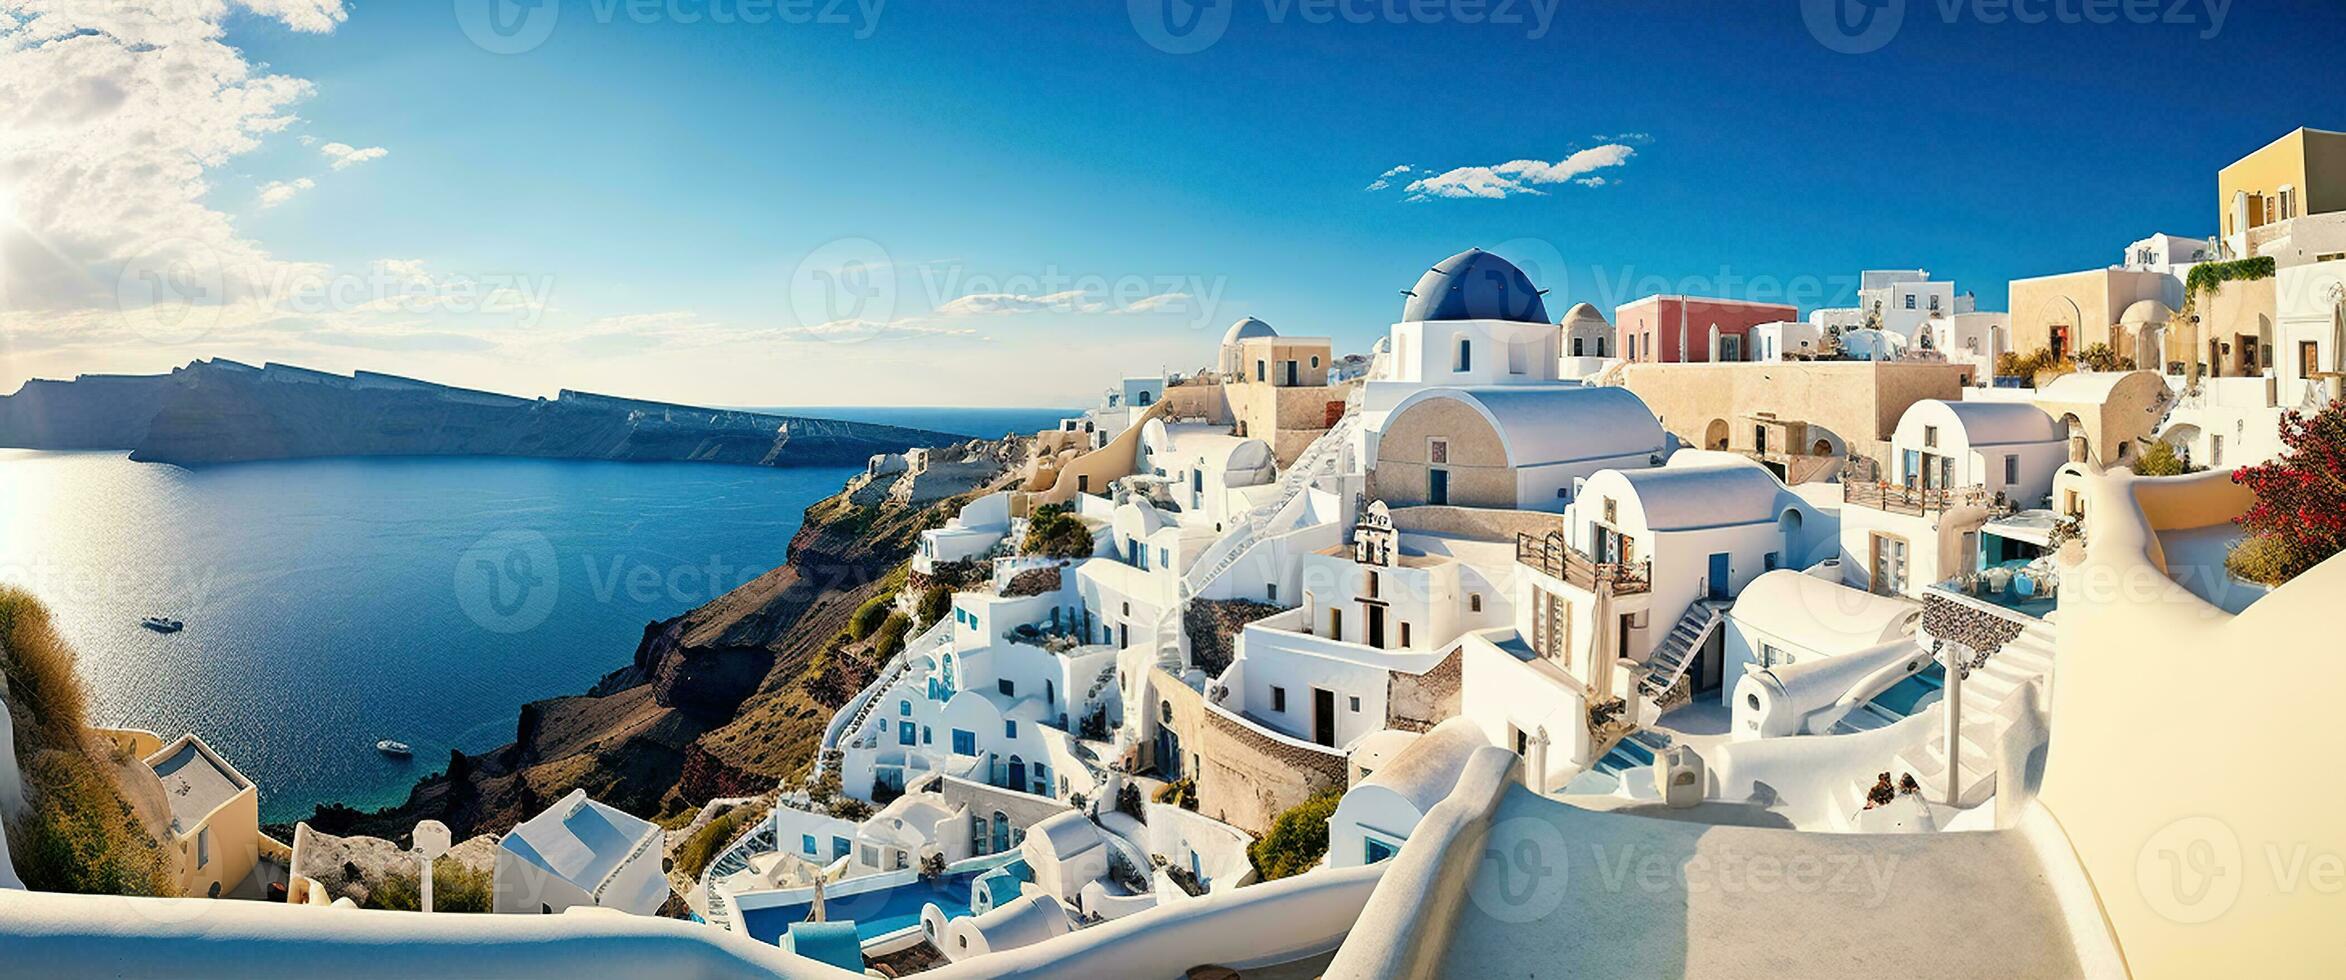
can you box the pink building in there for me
[1613,296,1798,364]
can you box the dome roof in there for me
[1560,302,1608,327]
[1402,248,1549,324]
[1221,316,1277,346]
[2119,299,2173,325]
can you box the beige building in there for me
[2168,274,2277,380]
[2006,266,2174,366]
[2218,126,2346,256]
[1619,360,1976,478]
[142,733,263,900]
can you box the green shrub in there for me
[2134,441,2190,477]
[1022,504,1094,558]
[2225,534,2306,587]
[1248,790,1341,881]
[672,809,752,881]
[918,584,952,626]
[365,860,494,912]
[872,611,913,661]
[847,593,895,640]
[9,750,177,896]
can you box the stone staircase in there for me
[1893,615,2056,806]
[1636,601,1731,709]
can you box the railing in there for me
[1513,532,1651,595]
[1841,481,2006,517]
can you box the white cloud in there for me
[0,0,349,316]
[769,318,982,343]
[257,177,315,208]
[932,289,1102,317]
[319,140,386,169]
[1364,164,1412,191]
[1390,144,1639,201]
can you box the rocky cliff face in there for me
[283,436,1029,841]
[0,359,963,468]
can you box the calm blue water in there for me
[740,870,983,946]
[0,406,1068,824]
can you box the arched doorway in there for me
[1704,418,1730,450]
[1006,754,1027,793]
[1155,700,1182,780]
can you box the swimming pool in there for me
[737,856,1030,947]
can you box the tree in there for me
[2228,400,2346,586]
[2135,441,2190,477]
[917,584,952,626]
[1022,504,1094,558]
[1247,790,1341,881]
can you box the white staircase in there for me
[1637,601,1730,708]
[1894,615,2056,806]
[1119,408,1364,747]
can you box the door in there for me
[1006,756,1027,792]
[1313,688,1336,747]
[1284,360,1299,386]
[1707,553,1731,600]
[1428,468,1450,506]
[2050,325,2071,363]
[2304,341,2323,382]
[1366,605,1387,649]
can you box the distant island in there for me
[0,359,967,467]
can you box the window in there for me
[1266,583,1277,603]
[1904,294,1916,310]
[952,728,976,754]
[803,834,819,856]
[1922,425,1938,448]
[1363,837,1398,864]
[1400,622,1412,646]
[1271,686,1287,712]
[196,827,211,869]
[1764,552,1779,571]
[1365,571,1379,598]
[922,726,933,744]
[1603,497,1617,523]
[1310,355,1321,368]
[1158,546,1169,568]
[1760,643,1794,668]
[1427,438,1448,465]
[898,699,911,716]
[1326,609,1342,641]
[1470,593,1482,613]
[1572,336,1586,356]
[1003,720,1018,739]
[899,721,916,745]
[1349,696,1362,712]
[2004,454,2018,485]
[834,836,852,860]
[1454,337,1472,373]
[998,678,1015,696]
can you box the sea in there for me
[0,406,1069,823]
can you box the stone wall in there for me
[1384,648,1462,732]
[1150,668,1346,836]
[1185,598,1288,678]
[1387,504,1557,543]
[1368,395,1514,509]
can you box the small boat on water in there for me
[375,739,414,758]
[140,617,184,633]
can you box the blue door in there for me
[1428,468,1450,506]
[1707,553,1731,600]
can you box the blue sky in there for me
[4,0,2343,405]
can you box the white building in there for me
[1212,503,1509,749]
[1856,269,1973,343]
[1328,719,1486,867]
[1889,399,2067,505]
[1917,312,2008,383]
[1720,568,1920,691]
[914,490,1015,574]
[2122,232,2212,309]
[492,789,670,917]
[1749,320,1825,361]
[1368,385,1669,512]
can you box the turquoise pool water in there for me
[739,858,1032,947]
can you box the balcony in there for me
[1842,482,2009,518]
[1514,532,1650,595]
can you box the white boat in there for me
[375,739,414,758]
[140,617,184,633]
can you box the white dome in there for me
[1221,316,1277,346]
